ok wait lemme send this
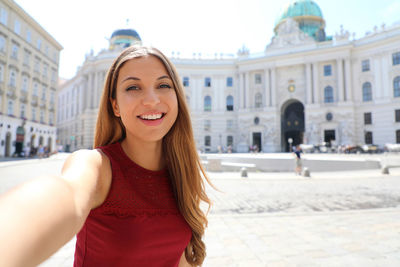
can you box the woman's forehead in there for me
[118,55,169,78]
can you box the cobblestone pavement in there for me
[1,154,400,266]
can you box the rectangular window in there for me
[183,77,189,87]
[0,8,7,25]
[204,120,211,131]
[9,70,16,87]
[14,19,21,35]
[40,110,44,123]
[43,63,48,77]
[51,70,57,82]
[41,86,46,100]
[22,76,28,92]
[395,109,400,122]
[32,107,36,121]
[255,74,262,84]
[324,65,332,76]
[227,77,233,87]
[362,59,370,72]
[11,44,18,58]
[226,119,233,131]
[0,64,4,82]
[49,112,54,125]
[26,29,31,43]
[50,91,55,104]
[37,38,41,50]
[397,130,400,144]
[0,35,5,52]
[205,136,211,147]
[365,131,373,144]
[34,58,40,72]
[393,52,400,66]
[20,103,25,118]
[24,50,30,66]
[7,100,13,115]
[227,136,233,147]
[204,77,211,87]
[364,112,372,125]
[33,82,38,96]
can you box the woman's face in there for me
[111,55,178,144]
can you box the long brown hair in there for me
[94,46,212,266]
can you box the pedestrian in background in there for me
[294,145,303,175]
[0,46,213,267]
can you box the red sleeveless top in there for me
[73,142,192,267]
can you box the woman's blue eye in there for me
[159,84,172,89]
[126,85,139,91]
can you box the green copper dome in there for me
[274,0,327,41]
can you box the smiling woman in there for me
[0,46,212,267]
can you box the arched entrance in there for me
[5,132,11,157]
[47,137,52,152]
[15,126,25,156]
[281,100,305,152]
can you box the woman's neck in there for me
[120,138,165,171]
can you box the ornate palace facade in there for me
[58,0,400,152]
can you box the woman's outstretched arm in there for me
[0,149,111,267]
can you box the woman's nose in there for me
[142,89,160,106]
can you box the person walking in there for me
[294,145,303,175]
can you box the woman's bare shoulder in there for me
[61,149,112,209]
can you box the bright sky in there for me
[14,0,400,79]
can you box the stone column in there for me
[197,77,202,111]
[271,68,276,107]
[245,72,250,108]
[305,63,312,104]
[219,77,224,111]
[312,63,319,103]
[337,58,344,102]
[381,54,390,98]
[239,73,244,109]
[264,68,270,107]
[190,78,195,111]
[344,58,352,101]
[94,72,99,108]
[85,75,91,110]
[373,56,382,99]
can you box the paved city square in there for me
[0,154,399,266]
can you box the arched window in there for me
[362,82,372,102]
[394,76,400,98]
[324,86,334,103]
[255,92,263,108]
[226,95,233,111]
[204,95,211,111]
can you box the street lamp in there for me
[288,138,293,152]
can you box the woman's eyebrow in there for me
[121,76,140,83]
[157,75,170,80]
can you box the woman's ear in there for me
[110,98,121,117]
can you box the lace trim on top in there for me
[92,142,180,218]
